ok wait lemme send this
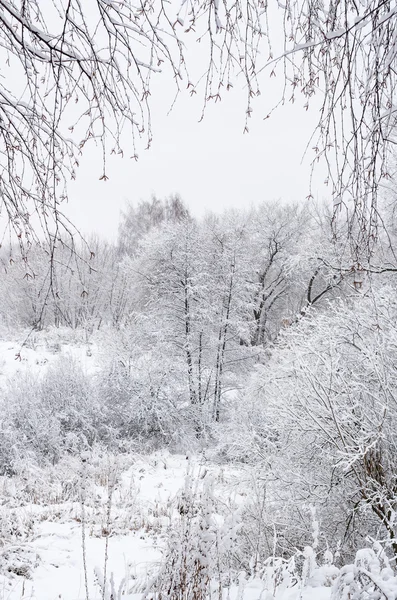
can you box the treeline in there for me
[0,195,353,419]
[3,194,397,564]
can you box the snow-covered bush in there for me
[151,471,219,600]
[0,358,97,472]
[95,352,200,452]
[331,547,397,600]
[231,287,397,561]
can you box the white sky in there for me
[65,39,329,241]
[0,2,334,246]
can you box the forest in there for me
[1,194,397,599]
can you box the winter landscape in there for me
[1,1,397,600]
[1,197,397,600]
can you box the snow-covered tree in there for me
[244,286,397,558]
[118,195,191,257]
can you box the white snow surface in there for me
[0,334,96,389]
[0,334,333,599]
[0,453,332,600]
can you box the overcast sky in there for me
[66,52,328,241]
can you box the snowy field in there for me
[0,333,97,385]
[0,452,332,600]
[0,332,394,600]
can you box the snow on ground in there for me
[0,330,98,389]
[0,453,175,600]
[0,453,332,600]
[0,335,333,599]
[2,521,160,600]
